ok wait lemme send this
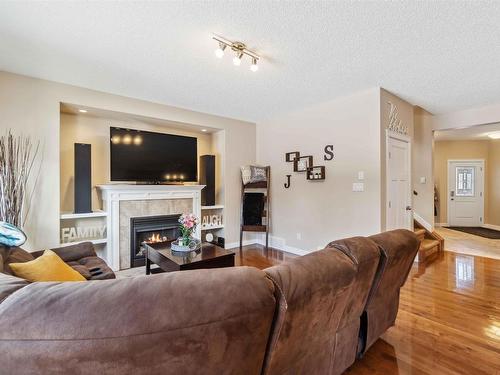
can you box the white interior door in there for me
[387,133,412,231]
[448,160,484,227]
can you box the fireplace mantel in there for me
[97,184,205,270]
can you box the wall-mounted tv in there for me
[110,127,197,183]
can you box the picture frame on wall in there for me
[285,151,300,162]
[293,155,313,172]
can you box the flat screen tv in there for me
[110,127,197,183]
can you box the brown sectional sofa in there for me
[0,229,419,374]
[1,241,115,281]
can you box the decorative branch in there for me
[0,131,40,228]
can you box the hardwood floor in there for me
[238,245,500,375]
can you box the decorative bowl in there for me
[171,238,201,252]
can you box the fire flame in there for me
[145,233,167,243]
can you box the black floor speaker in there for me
[74,143,92,213]
[200,155,215,206]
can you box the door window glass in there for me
[456,167,475,196]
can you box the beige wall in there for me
[0,71,256,250]
[488,140,500,226]
[60,113,213,212]
[434,140,489,224]
[432,100,500,227]
[412,107,434,227]
[256,88,382,252]
[380,89,415,230]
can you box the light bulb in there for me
[133,135,142,145]
[122,134,132,145]
[233,52,243,66]
[215,48,224,58]
[215,43,226,58]
[250,58,258,72]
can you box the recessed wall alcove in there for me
[58,103,226,266]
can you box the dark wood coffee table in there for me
[144,241,235,274]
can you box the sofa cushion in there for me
[0,266,276,374]
[32,242,114,280]
[326,236,383,373]
[67,256,115,280]
[364,229,420,352]
[262,248,356,375]
[0,271,29,303]
[9,250,86,282]
[0,246,35,275]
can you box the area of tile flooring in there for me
[435,226,500,260]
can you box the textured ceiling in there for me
[434,122,500,141]
[1,2,500,122]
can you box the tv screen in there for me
[110,127,197,182]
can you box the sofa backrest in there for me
[31,241,97,262]
[364,229,419,352]
[326,236,383,375]
[262,247,356,375]
[0,266,276,375]
[0,245,35,276]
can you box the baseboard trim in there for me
[225,235,309,257]
[225,240,256,249]
[435,222,448,227]
[413,212,433,232]
[483,223,500,231]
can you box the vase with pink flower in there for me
[178,213,198,247]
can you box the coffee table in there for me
[144,241,235,274]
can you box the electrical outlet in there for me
[352,182,364,192]
[296,233,302,240]
[358,171,365,180]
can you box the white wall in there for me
[257,88,382,252]
[0,71,255,250]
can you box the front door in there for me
[448,160,484,226]
[387,133,412,231]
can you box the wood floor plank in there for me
[238,245,500,375]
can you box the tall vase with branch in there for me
[0,131,40,228]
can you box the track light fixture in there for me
[215,42,226,58]
[250,57,259,72]
[233,52,243,66]
[213,35,260,72]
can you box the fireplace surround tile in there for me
[119,199,192,269]
[98,184,204,271]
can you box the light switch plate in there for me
[420,177,426,184]
[358,171,365,180]
[352,182,364,192]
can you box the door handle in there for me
[406,206,412,211]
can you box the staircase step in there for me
[414,228,426,241]
[419,239,440,260]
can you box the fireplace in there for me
[130,214,180,268]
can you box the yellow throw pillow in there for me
[9,249,86,282]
